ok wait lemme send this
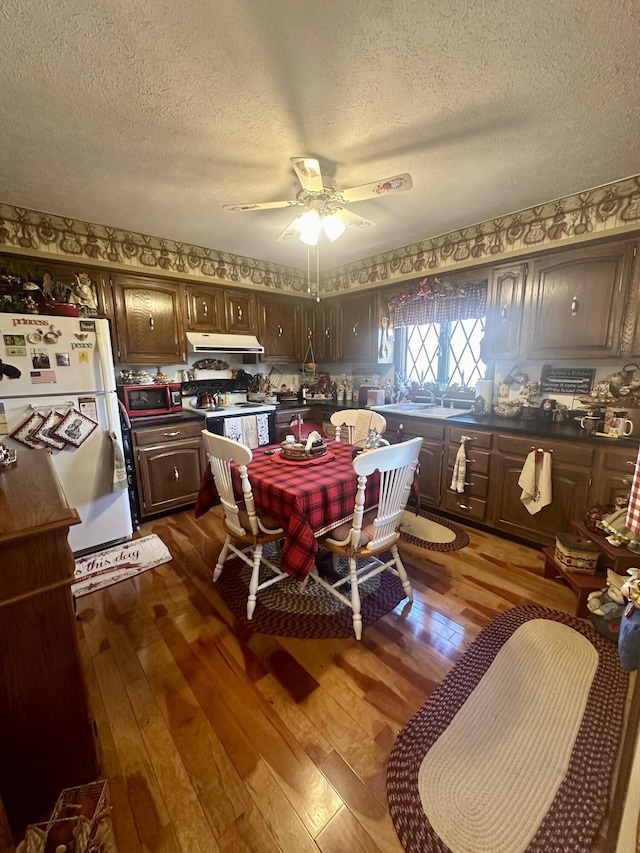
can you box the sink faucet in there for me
[422,389,436,404]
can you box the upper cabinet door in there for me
[224,290,256,333]
[481,263,527,362]
[311,302,337,362]
[112,276,186,364]
[337,292,377,363]
[186,285,224,332]
[522,241,635,360]
[258,295,302,362]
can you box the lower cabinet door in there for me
[416,439,444,507]
[137,439,206,517]
[490,454,591,544]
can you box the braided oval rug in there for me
[387,605,628,853]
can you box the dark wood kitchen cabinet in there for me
[521,241,636,360]
[481,262,527,361]
[224,289,256,334]
[133,420,206,517]
[258,293,302,362]
[383,414,444,506]
[186,284,225,332]
[312,300,338,362]
[0,450,99,834]
[337,292,377,363]
[591,444,638,506]
[489,434,594,544]
[112,275,187,364]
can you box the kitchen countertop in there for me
[128,410,205,429]
[274,399,640,448]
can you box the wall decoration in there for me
[10,411,46,448]
[540,366,596,395]
[0,174,638,297]
[52,408,98,447]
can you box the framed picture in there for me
[52,408,98,447]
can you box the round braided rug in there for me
[215,543,407,638]
[399,509,469,553]
[387,605,628,853]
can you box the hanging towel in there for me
[256,413,270,446]
[109,431,128,492]
[450,436,468,493]
[223,417,244,443]
[242,415,259,449]
[518,449,552,515]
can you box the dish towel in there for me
[223,417,244,443]
[109,431,128,492]
[242,415,259,449]
[518,449,552,515]
[450,436,468,493]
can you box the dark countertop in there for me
[274,398,640,449]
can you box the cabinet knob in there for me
[173,467,180,480]
[500,305,508,322]
[457,502,471,511]
[570,296,579,316]
[164,431,181,437]
[352,323,359,336]
[277,324,283,336]
[237,306,243,320]
[203,302,208,317]
[149,315,155,330]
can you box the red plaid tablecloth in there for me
[626,446,640,533]
[195,441,378,580]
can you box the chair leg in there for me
[247,543,263,620]
[213,536,231,582]
[391,544,413,602]
[348,555,363,640]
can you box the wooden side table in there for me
[542,546,604,618]
[572,519,640,575]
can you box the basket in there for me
[21,780,111,853]
[280,441,327,460]
[554,533,601,574]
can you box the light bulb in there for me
[322,214,346,242]
[297,210,321,245]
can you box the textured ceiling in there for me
[0,0,639,271]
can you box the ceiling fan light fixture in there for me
[297,209,321,245]
[322,213,346,242]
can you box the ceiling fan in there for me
[223,157,413,245]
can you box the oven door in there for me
[205,411,275,445]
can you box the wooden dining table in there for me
[195,440,379,581]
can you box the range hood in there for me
[186,332,264,354]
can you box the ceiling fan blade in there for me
[276,214,304,243]
[290,157,324,193]
[331,207,375,231]
[223,199,300,212]
[339,172,413,203]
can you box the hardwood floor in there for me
[75,507,629,852]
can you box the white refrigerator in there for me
[0,312,133,554]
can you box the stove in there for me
[182,398,276,418]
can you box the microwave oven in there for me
[117,383,183,418]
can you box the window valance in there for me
[389,277,487,326]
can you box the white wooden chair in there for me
[330,409,387,444]
[202,430,287,619]
[312,436,422,640]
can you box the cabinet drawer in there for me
[133,420,203,447]
[446,445,490,474]
[447,427,492,449]
[442,490,487,522]
[496,434,596,467]
[600,446,639,473]
[390,419,445,441]
[445,468,489,498]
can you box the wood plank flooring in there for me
[75,507,631,852]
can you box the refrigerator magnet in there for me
[77,351,89,364]
[34,410,67,450]
[0,358,22,378]
[10,412,46,449]
[31,350,50,370]
[52,408,98,447]
[55,353,70,367]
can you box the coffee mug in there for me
[580,415,601,434]
[609,417,634,437]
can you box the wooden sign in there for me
[540,366,595,395]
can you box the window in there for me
[402,316,486,388]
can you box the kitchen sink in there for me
[371,403,471,419]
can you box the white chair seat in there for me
[202,430,287,620]
[312,436,423,639]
